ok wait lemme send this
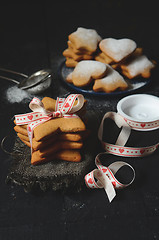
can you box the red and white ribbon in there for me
[15,94,84,150]
[85,153,135,202]
[98,112,159,157]
[123,117,159,131]
[102,142,159,157]
[85,111,159,202]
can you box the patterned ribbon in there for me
[85,153,135,202]
[102,142,159,157]
[85,111,159,202]
[15,94,84,150]
[98,112,159,157]
[123,117,159,131]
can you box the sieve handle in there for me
[0,67,28,84]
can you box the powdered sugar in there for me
[70,60,107,86]
[97,64,126,84]
[5,85,33,103]
[61,60,150,95]
[70,27,102,52]
[73,60,106,78]
[99,38,137,62]
[125,55,155,77]
[5,74,52,103]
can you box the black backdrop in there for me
[0,1,159,240]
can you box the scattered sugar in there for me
[131,81,146,90]
[5,76,52,103]
[5,85,33,103]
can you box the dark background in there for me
[0,1,159,239]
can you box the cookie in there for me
[130,47,143,57]
[17,132,31,142]
[15,116,86,142]
[120,55,155,79]
[68,27,102,53]
[67,40,93,55]
[55,150,81,162]
[14,95,90,166]
[27,140,83,160]
[63,49,83,61]
[95,52,114,65]
[66,72,74,83]
[17,130,88,150]
[93,64,128,93]
[95,52,120,70]
[99,38,137,63]
[18,131,83,151]
[31,149,81,165]
[38,140,83,157]
[63,48,93,61]
[18,137,31,148]
[65,58,78,68]
[14,95,87,142]
[16,129,87,142]
[17,132,56,149]
[15,122,88,140]
[14,125,28,136]
[41,96,87,118]
[66,60,107,87]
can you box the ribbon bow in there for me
[85,111,136,202]
[15,94,84,150]
[85,153,135,202]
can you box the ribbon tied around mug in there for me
[15,94,84,151]
[98,112,159,157]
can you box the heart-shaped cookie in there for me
[66,60,107,87]
[99,38,137,62]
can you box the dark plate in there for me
[59,61,151,97]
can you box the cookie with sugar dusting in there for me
[63,48,83,61]
[93,64,128,93]
[95,52,114,65]
[68,27,102,53]
[99,38,137,63]
[65,57,78,68]
[67,40,93,55]
[66,60,107,87]
[121,55,156,79]
[63,48,93,61]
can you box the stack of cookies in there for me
[63,27,102,67]
[14,97,89,165]
[95,37,155,78]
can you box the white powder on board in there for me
[5,85,33,103]
[5,78,52,103]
